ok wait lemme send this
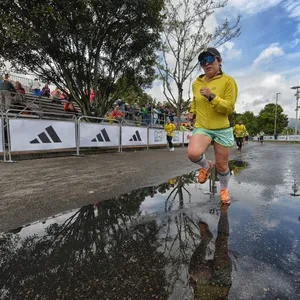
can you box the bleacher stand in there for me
[6,92,82,119]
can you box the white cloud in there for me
[253,43,285,66]
[218,42,242,61]
[260,74,283,88]
[283,0,300,19]
[232,67,300,118]
[285,38,300,48]
[227,0,282,15]
[283,0,300,35]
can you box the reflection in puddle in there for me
[1,163,300,299]
[291,181,300,197]
[229,159,249,175]
[189,204,232,299]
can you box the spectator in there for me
[51,87,62,104]
[141,104,148,124]
[112,106,123,121]
[0,76,16,111]
[169,108,175,122]
[64,96,78,113]
[147,104,153,124]
[13,81,28,111]
[126,104,134,120]
[133,102,140,121]
[152,105,159,125]
[117,99,125,115]
[60,92,68,101]
[41,84,50,98]
[14,81,26,103]
[29,78,41,96]
[15,81,25,94]
[158,105,165,125]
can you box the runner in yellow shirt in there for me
[233,120,246,152]
[164,118,176,151]
[187,47,238,204]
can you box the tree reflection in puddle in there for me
[0,171,240,300]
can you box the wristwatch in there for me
[209,93,216,101]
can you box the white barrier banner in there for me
[172,130,182,144]
[0,118,3,153]
[183,131,192,143]
[80,123,120,147]
[122,126,148,146]
[148,128,167,145]
[264,136,274,140]
[9,119,76,151]
[291,135,300,141]
[278,136,287,141]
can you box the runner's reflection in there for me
[189,203,232,299]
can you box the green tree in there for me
[112,75,156,106]
[0,0,164,117]
[257,103,288,135]
[228,111,239,127]
[157,0,241,120]
[282,127,294,135]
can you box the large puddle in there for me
[1,160,300,299]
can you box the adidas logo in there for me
[129,130,142,142]
[91,129,110,142]
[30,126,62,144]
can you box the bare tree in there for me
[157,0,241,121]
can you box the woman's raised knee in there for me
[187,148,204,162]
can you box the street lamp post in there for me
[291,86,300,139]
[274,92,281,137]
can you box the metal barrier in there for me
[1,110,189,161]
[77,116,122,155]
[5,110,77,162]
[0,110,6,161]
[122,110,183,128]
[264,135,300,141]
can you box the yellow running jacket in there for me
[164,123,176,136]
[234,124,246,138]
[189,72,238,129]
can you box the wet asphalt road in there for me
[1,142,300,299]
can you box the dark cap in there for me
[198,47,221,62]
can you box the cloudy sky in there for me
[148,0,300,118]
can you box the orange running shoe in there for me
[198,161,213,184]
[220,189,231,204]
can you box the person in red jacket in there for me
[112,106,123,121]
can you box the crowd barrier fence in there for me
[0,114,190,162]
[0,110,5,161]
[3,114,299,162]
[262,135,300,141]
